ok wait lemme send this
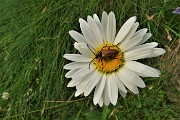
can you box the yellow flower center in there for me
[93,44,125,74]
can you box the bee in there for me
[87,44,119,69]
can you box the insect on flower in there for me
[88,44,120,69]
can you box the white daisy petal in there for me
[93,14,101,29]
[132,28,148,39]
[139,33,152,44]
[75,88,84,97]
[103,77,110,106]
[87,16,103,45]
[107,11,116,43]
[120,28,148,51]
[75,71,98,97]
[134,42,158,49]
[64,62,88,70]
[84,71,102,96]
[117,70,139,94]
[68,72,92,88]
[125,61,160,77]
[119,90,126,98]
[145,48,166,58]
[108,74,118,105]
[119,22,139,44]
[74,42,94,57]
[65,69,78,78]
[114,16,137,44]
[128,22,139,38]
[121,67,146,88]
[93,74,106,105]
[114,73,127,93]
[69,30,86,43]
[71,65,95,79]
[120,35,143,52]
[98,96,103,107]
[124,48,154,60]
[79,18,99,48]
[76,72,93,90]
[67,77,84,87]
[63,54,92,62]
[101,11,108,42]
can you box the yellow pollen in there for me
[93,45,125,74]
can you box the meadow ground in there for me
[0,0,180,119]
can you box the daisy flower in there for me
[63,11,166,106]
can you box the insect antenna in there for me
[87,44,95,54]
[87,44,96,70]
[89,57,96,69]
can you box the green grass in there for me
[0,0,180,119]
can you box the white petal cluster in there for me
[64,11,166,106]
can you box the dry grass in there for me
[161,39,180,105]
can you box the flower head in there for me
[172,7,180,14]
[63,11,166,106]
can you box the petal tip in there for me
[63,66,66,69]
[109,11,114,15]
[79,18,83,23]
[75,91,81,97]
[131,16,137,21]
[63,54,67,58]
[69,30,73,34]
[67,83,72,87]
[141,84,146,88]
[103,11,107,14]
[93,100,98,105]
[162,49,166,54]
